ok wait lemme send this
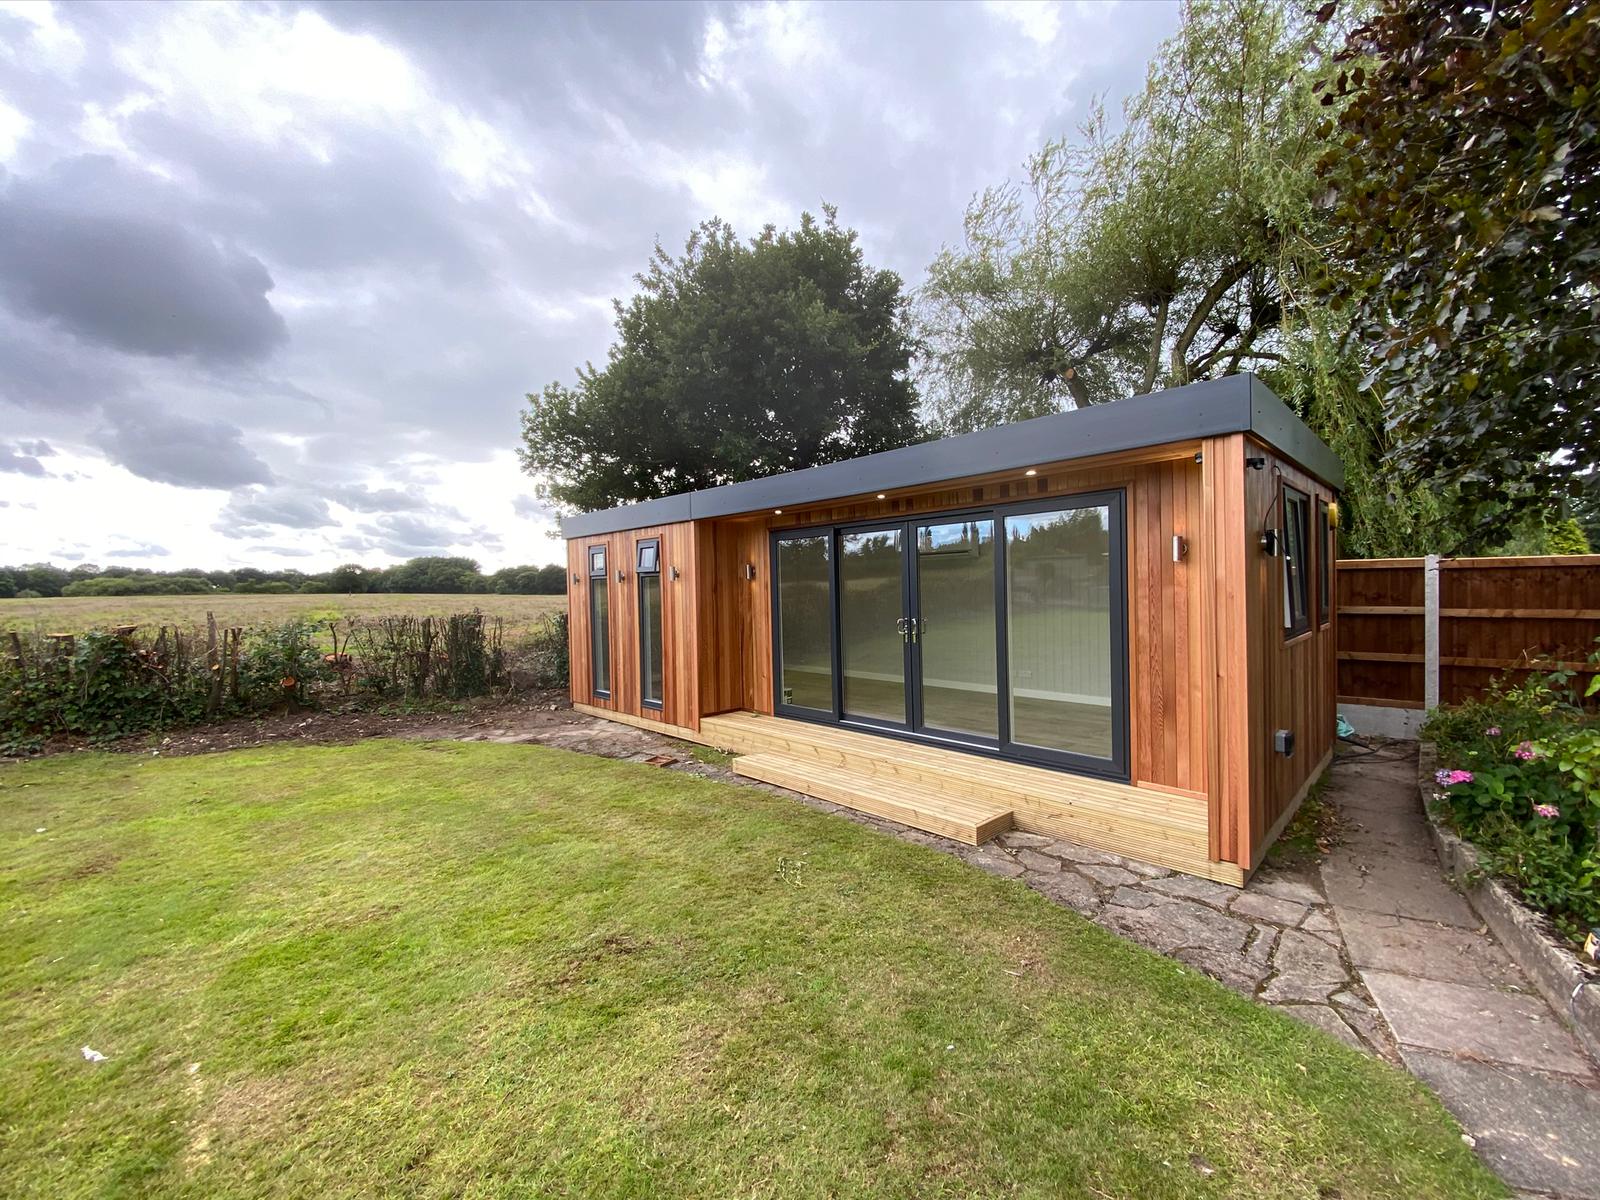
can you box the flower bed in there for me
[1421,662,1599,945]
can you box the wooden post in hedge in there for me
[205,612,222,716]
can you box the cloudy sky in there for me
[0,0,1177,571]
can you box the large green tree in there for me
[519,208,920,513]
[1317,0,1600,529]
[919,0,1334,432]
[915,0,1455,557]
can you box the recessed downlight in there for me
[773,508,783,515]
[876,492,887,500]
[1024,468,1038,477]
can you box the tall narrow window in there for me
[588,544,610,697]
[1316,499,1331,627]
[774,534,834,714]
[637,538,663,709]
[1004,503,1116,762]
[1282,486,1311,638]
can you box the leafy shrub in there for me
[524,613,570,690]
[1423,651,1600,941]
[1,610,563,753]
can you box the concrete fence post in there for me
[1423,554,1441,712]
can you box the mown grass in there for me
[0,592,565,637]
[0,743,1501,1199]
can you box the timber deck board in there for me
[700,711,1241,885]
[733,753,1013,846]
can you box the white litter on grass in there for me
[81,1046,106,1063]
[35,827,46,833]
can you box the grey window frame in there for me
[1282,485,1311,639]
[587,544,611,699]
[1315,498,1331,628]
[636,537,663,711]
[767,489,1129,783]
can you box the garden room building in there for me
[559,374,1343,884]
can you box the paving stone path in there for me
[467,717,1599,1198]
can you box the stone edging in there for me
[1417,741,1600,1064]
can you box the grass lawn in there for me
[0,592,565,637]
[0,743,1501,1199]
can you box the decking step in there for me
[732,752,1013,846]
[701,712,1203,829]
[701,710,1232,881]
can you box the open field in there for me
[0,591,566,636]
[0,740,1499,1198]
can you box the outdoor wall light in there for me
[1024,468,1038,477]
[671,566,681,580]
[876,492,886,500]
[1172,535,1188,563]
[1246,456,1267,470]
[773,508,783,515]
[616,568,625,582]
[1327,500,1341,527]
[743,563,757,580]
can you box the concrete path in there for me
[465,715,1600,1197]
[1321,746,1599,1200]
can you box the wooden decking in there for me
[698,712,1243,885]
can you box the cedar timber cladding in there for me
[560,374,1344,881]
[568,523,697,727]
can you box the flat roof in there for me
[559,373,1344,539]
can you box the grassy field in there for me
[0,742,1500,1199]
[0,592,565,636]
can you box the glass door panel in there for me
[1003,504,1116,762]
[839,526,908,726]
[775,535,834,714]
[914,519,998,740]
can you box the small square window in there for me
[636,540,659,574]
[588,545,606,577]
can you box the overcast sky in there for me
[0,0,1178,571]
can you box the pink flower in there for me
[1514,742,1537,761]
[1534,804,1560,819]
[1484,726,1502,737]
[1435,768,1475,786]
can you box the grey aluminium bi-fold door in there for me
[770,490,1129,781]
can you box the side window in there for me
[1282,486,1311,638]
[637,539,663,709]
[1316,499,1331,627]
[588,545,611,697]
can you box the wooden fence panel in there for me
[1336,555,1600,712]
[1335,558,1426,710]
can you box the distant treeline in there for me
[0,556,568,598]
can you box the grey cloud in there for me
[1,0,1173,572]
[105,541,169,558]
[326,483,431,513]
[217,487,334,531]
[0,158,288,362]
[512,494,554,520]
[363,513,454,547]
[90,405,274,490]
[247,544,317,558]
[0,442,49,476]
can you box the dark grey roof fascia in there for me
[558,374,1344,538]
[564,494,692,541]
[1246,375,1346,492]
